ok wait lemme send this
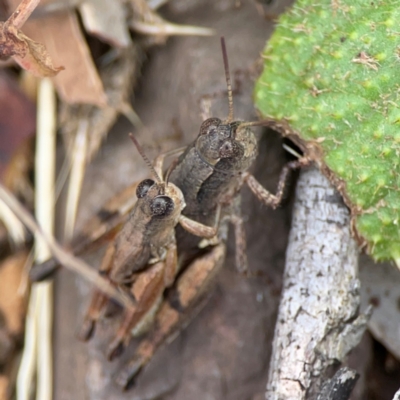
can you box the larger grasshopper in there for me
[169,38,305,272]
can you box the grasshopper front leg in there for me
[243,159,308,209]
[230,159,309,275]
[178,203,221,241]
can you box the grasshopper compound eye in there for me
[199,118,222,135]
[219,141,243,159]
[136,179,155,198]
[219,141,234,158]
[150,196,174,217]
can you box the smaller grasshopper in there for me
[75,134,219,360]
[170,38,308,273]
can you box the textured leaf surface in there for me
[255,0,400,262]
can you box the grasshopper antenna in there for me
[129,133,163,184]
[239,119,273,128]
[220,37,234,123]
[164,158,179,185]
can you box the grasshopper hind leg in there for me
[77,243,116,341]
[114,243,226,389]
[78,290,109,341]
[244,158,309,209]
[107,243,177,361]
[106,261,166,361]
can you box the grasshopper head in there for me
[195,117,257,173]
[194,38,259,174]
[136,179,185,221]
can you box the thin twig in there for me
[0,184,134,308]
[9,0,40,29]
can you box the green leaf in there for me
[255,0,400,262]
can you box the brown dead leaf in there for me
[0,0,64,77]
[0,71,35,185]
[3,139,34,205]
[1,22,64,76]
[60,46,142,161]
[18,10,107,106]
[0,375,9,400]
[0,250,28,336]
[0,325,13,365]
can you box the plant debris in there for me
[0,0,64,77]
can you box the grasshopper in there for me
[36,134,219,360]
[169,38,306,273]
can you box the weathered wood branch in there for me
[266,167,372,400]
[393,388,400,400]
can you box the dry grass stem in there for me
[118,101,144,130]
[64,120,88,241]
[0,199,26,245]
[54,150,72,202]
[16,77,56,400]
[130,20,215,36]
[34,78,56,400]
[16,287,38,400]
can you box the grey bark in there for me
[316,367,359,400]
[266,167,372,400]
